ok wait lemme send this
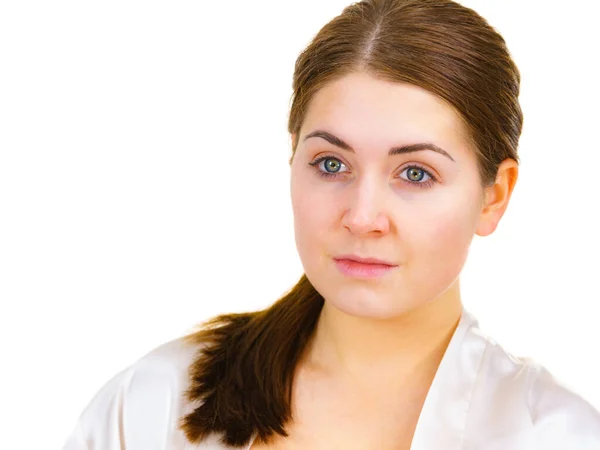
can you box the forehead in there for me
[300,72,471,154]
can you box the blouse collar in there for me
[409,307,483,450]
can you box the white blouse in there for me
[62,309,600,449]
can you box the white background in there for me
[1,1,599,448]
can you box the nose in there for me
[340,178,391,236]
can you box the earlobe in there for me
[475,159,519,237]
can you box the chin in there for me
[322,288,415,320]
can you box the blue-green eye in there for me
[400,164,437,188]
[404,166,429,182]
[323,158,342,173]
[308,156,348,178]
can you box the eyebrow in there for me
[303,129,456,162]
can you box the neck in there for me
[303,284,463,390]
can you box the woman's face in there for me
[290,71,487,319]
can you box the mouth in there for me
[333,254,397,266]
[332,255,398,279]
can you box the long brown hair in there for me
[180,0,523,446]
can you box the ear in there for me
[475,158,519,237]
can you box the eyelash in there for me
[308,155,438,189]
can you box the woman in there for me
[63,0,600,448]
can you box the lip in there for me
[334,254,397,266]
[333,255,398,279]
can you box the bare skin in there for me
[251,71,518,449]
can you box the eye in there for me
[308,155,349,179]
[398,165,438,189]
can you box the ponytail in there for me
[179,274,324,447]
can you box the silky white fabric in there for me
[63,309,600,449]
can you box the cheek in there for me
[410,197,479,270]
[291,176,332,256]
